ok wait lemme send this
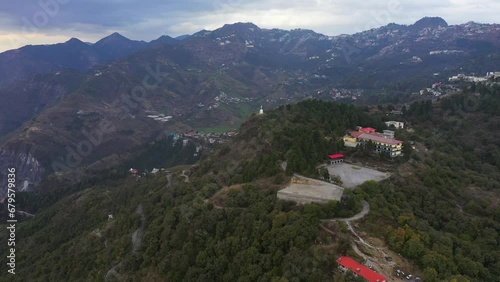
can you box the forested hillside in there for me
[360,83,500,281]
[0,85,499,281]
[195,100,386,185]
[0,100,371,281]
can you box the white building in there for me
[383,130,395,138]
[385,121,404,129]
[449,74,488,82]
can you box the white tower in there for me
[259,105,264,115]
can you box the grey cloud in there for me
[0,0,498,50]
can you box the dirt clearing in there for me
[327,163,390,189]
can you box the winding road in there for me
[105,204,146,281]
[17,210,35,218]
[321,200,370,222]
[166,172,173,189]
[132,204,146,253]
[320,200,397,280]
[181,170,190,183]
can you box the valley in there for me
[0,16,499,282]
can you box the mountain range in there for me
[0,32,183,87]
[0,17,499,194]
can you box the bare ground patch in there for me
[327,163,391,189]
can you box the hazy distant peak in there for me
[216,22,262,35]
[192,29,212,38]
[221,22,260,29]
[94,32,131,45]
[150,35,176,45]
[108,32,127,38]
[412,17,448,29]
[175,34,191,41]
[65,37,84,44]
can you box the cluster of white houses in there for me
[448,71,500,82]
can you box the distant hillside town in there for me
[448,71,500,83]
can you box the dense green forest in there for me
[358,83,500,281]
[1,100,371,281]
[1,83,499,281]
[0,161,358,281]
[123,135,201,173]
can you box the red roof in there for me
[358,132,402,145]
[329,154,344,159]
[337,256,387,282]
[359,127,376,133]
[349,131,402,145]
[350,131,364,138]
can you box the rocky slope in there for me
[0,149,44,193]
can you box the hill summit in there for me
[412,16,448,29]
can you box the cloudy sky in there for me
[0,0,498,52]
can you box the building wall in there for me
[343,136,357,143]
[330,159,344,164]
[361,138,402,157]
[343,136,359,148]
[344,141,358,148]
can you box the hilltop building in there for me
[344,127,403,157]
[385,121,404,129]
[259,106,264,115]
[329,153,344,164]
[337,256,387,282]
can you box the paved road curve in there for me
[321,200,370,222]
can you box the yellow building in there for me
[345,127,403,157]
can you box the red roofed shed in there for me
[329,154,344,159]
[337,256,387,282]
